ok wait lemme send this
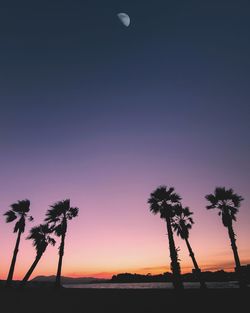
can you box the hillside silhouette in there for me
[111,267,250,283]
[32,275,108,284]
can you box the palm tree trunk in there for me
[55,220,67,288]
[6,229,22,287]
[166,217,183,289]
[227,224,241,268]
[227,224,246,288]
[184,238,206,289]
[55,233,65,288]
[20,253,43,287]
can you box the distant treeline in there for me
[111,266,250,283]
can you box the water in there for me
[64,281,240,289]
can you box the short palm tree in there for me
[172,205,206,288]
[148,186,183,289]
[205,187,246,288]
[4,199,33,287]
[45,199,79,288]
[21,224,56,286]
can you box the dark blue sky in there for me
[1,0,250,191]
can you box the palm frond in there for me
[27,224,56,253]
[205,194,217,208]
[45,199,71,221]
[148,198,161,214]
[206,187,244,227]
[45,208,61,222]
[148,186,181,219]
[173,204,182,216]
[54,224,64,237]
[45,199,79,239]
[10,199,30,213]
[149,186,168,202]
[67,207,79,219]
[188,217,194,224]
[14,216,25,233]
[169,193,182,203]
[4,210,17,223]
[171,204,194,239]
[206,187,243,227]
[231,194,244,207]
[183,207,193,216]
[51,199,70,212]
[47,237,56,246]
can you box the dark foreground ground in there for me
[1,287,249,313]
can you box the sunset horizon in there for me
[1,2,250,312]
[1,186,249,281]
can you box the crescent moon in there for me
[117,13,131,27]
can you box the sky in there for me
[0,0,250,280]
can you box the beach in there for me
[1,287,249,313]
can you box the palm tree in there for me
[4,199,33,287]
[21,224,56,287]
[172,205,206,289]
[45,199,79,288]
[205,187,246,288]
[148,186,183,289]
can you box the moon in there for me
[117,13,130,27]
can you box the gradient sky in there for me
[0,0,250,280]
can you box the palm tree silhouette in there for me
[21,224,56,287]
[205,187,246,288]
[4,199,33,287]
[172,204,207,289]
[148,186,183,289]
[45,199,79,288]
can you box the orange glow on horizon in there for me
[3,257,250,281]
[61,258,250,279]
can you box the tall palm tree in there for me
[148,186,183,289]
[205,187,246,288]
[4,199,33,287]
[21,224,56,287]
[45,199,79,288]
[172,205,206,289]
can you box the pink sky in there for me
[1,164,249,280]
